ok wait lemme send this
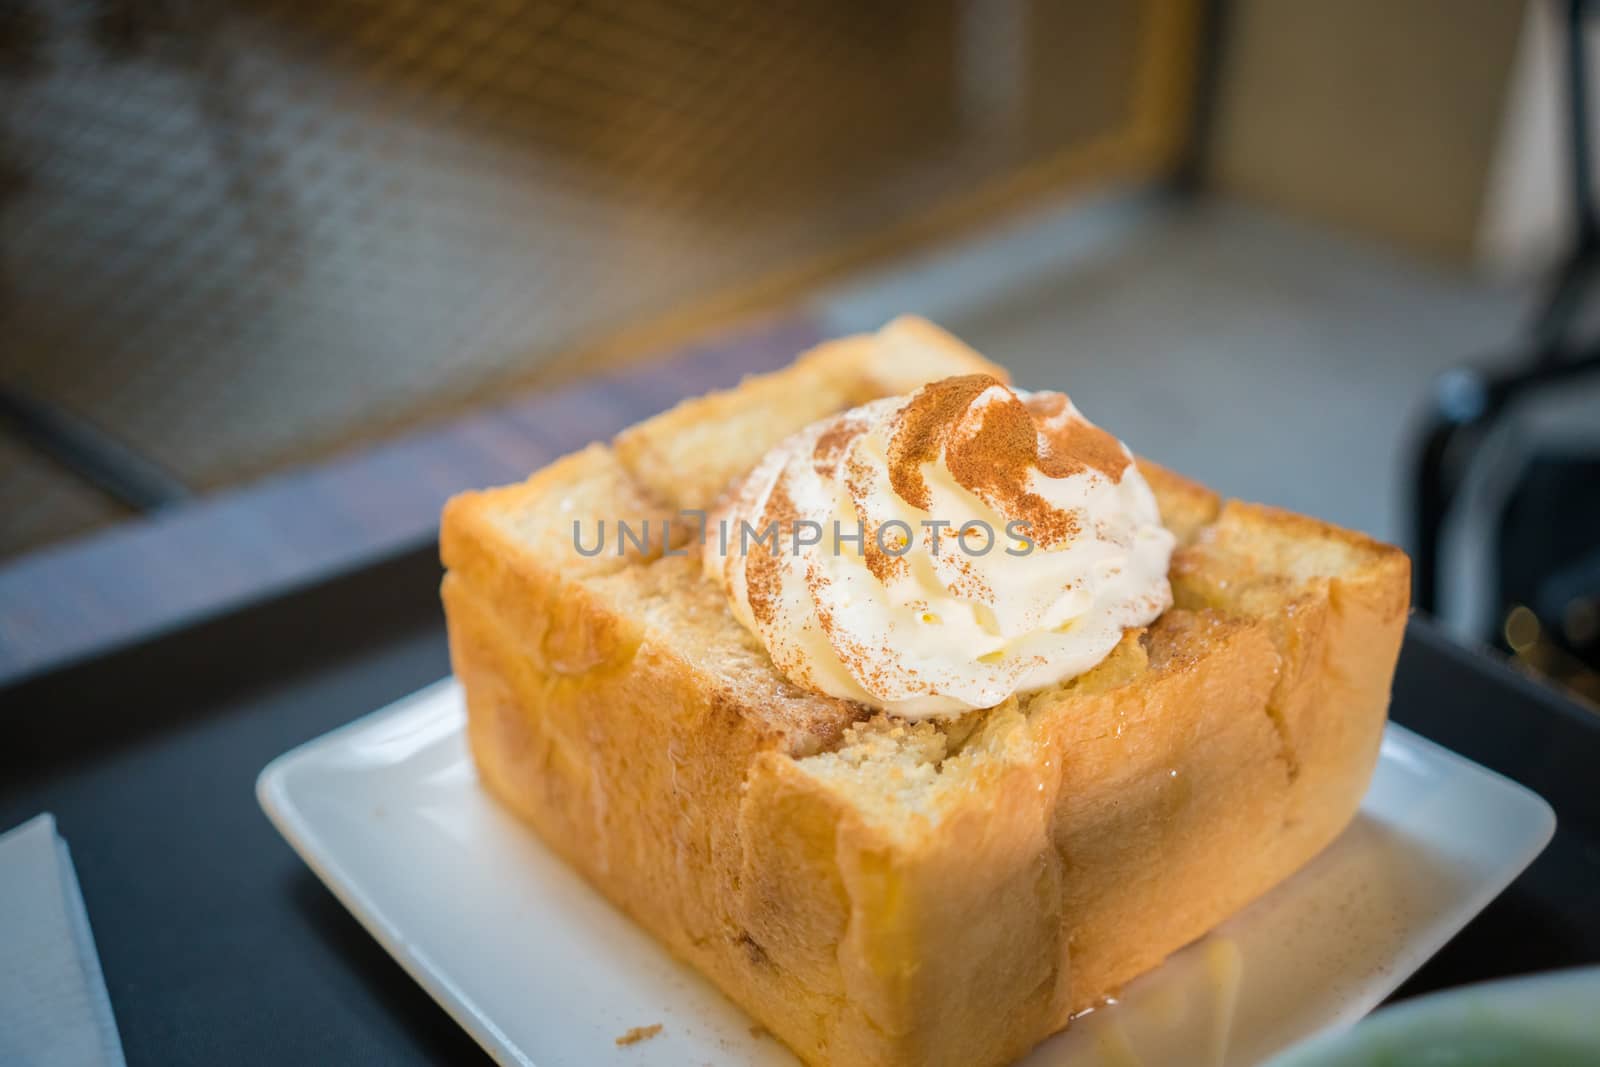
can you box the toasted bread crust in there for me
[441,319,1411,1067]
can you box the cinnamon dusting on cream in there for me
[746,477,797,625]
[705,359,1174,720]
[886,374,1129,548]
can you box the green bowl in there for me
[1267,968,1600,1067]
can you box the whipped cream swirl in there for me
[705,374,1174,720]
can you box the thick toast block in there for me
[440,318,1410,1067]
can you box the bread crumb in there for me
[748,1024,769,1040]
[615,1023,664,1047]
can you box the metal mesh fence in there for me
[0,0,1181,556]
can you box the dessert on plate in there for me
[439,317,1411,1067]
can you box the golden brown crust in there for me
[612,315,1008,511]
[1136,458,1221,545]
[440,319,1411,1067]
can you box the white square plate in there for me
[258,679,1554,1067]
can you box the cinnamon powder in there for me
[887,375,1129,549]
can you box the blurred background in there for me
[1,0,1596,703]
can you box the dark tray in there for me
[4,547,1598,1066]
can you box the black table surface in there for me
[4,547,1599,1066]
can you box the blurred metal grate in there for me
[0,0,1195,557]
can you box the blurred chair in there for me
[1412,0,1600,702]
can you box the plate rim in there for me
[258,678,532,1067]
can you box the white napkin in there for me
[0,814,127,1067]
